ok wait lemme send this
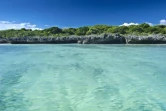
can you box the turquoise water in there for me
[0,44,166,111]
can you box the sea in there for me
[0,44,166,111]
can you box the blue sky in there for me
[0,0,166,30]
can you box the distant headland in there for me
[0,23,166,44]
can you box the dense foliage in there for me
[0,23,166,38]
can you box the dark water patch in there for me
[94,85,123,110]
[0,45,30,53]
[93,68,104,80]
[0,63,31,111]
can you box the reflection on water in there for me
[0,44,166,111]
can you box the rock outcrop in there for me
[126,35,166,44]
[0,39,8,44]
[0,34,166,44]
[78,34,126,44]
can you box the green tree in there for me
[86,28,98,35]
[139,23,150,29]
[128,25,143,34]
[62,28,76,35]
[75,26,89,35]
[43,27,62,34]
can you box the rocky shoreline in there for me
[0,34,166,44]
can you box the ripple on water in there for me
[0,44,166,111]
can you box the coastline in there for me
[1,33,166,44]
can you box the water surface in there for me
[0,44,166,111]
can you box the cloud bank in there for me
[120,23,139,26]
[160,19,166,25]
[121,19,166,26]
[146,22,153,26]
[1,19,166,31]
[0,21,42,30]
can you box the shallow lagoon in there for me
[0,44,166,111]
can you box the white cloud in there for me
[120,22,139,26]
[0,21,42,30]
[160,19,166,25]
[146,22,153,26]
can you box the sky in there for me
[0,0,166,30]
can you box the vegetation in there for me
[0,23,166,38]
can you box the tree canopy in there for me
[0,23,166,38]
